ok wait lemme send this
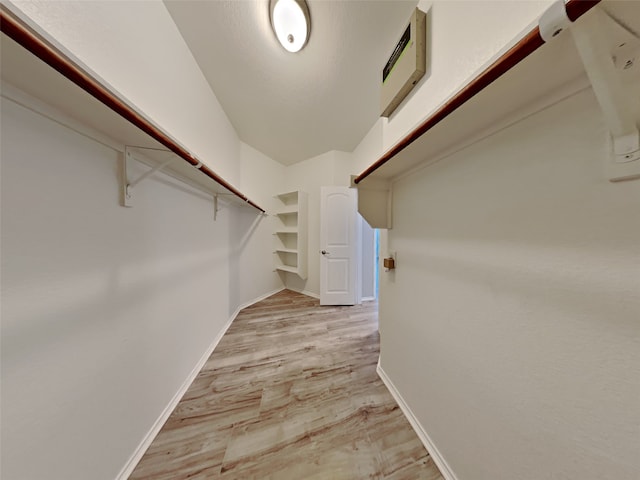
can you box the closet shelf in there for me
[0,5,265,213]
[276,207,299,216]
[275,265,300,274]
[275,248,298,254]
[273,190,307,280]
[354,0,600,187]
[275,191,300,201]
[353,0,608,229]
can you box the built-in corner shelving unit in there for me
[273,191,308,279]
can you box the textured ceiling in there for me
[164,0,418,165]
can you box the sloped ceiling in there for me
[164,0,418,165]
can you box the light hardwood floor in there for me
[130,289,443,479]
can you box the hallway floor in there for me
[130,289,443,479]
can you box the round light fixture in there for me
[270,0,310,53]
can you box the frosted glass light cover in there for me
[272,0,309,53]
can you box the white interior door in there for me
[320,186,357,306]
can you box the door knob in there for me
[321,250,328,255]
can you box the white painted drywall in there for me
[229,143,286,313]
[0,97,236,480]
[345,2,640,478]
[380,89,640,479]
[350,118,385,176]
[9,0,242,186]
[382,0,552,152]
[346,0,554,167]
[1,2,287,478]
[0,89,285,480]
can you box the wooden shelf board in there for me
[276,208,298,216]
[275,191,299,201]
[275,265,299,274]
[0,17,264,211]
[275,248,298,254]
[356,12,591,185]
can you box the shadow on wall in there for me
[397,236,636,329]
[229,206,266,254]
[228,202,276,313]
[1,248,228,367]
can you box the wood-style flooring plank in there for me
[130,289,443,480]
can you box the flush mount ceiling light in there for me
[270,0,311,53]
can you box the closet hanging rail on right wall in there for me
[354,0,640,229]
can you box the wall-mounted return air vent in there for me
[380,7,427,117]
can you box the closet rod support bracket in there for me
[123,147,179,207]
[539,0,570,43]
[569,7,640,181]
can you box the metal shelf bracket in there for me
[565,6,640,181]
[122,146,179,207]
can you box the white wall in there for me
[382,0,551,152]
[1,2,286,479]
[380,87,640,480]
[347,0,554,168]
[229,143,286,313]
[0,97,236,480]
[347,2,640,479]
[344,1,554,306]
[350,118,385,176]
[9,2,636,480]
[10,0,242,186]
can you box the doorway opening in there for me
[374,228,380,299]
[359,217,379,302]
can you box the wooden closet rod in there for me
[0,5,265,213]
[354,0,601,185]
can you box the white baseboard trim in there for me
[228,287,286,321]
[362,296,376,302]
[300,289,320,299]
[376,362,458,480]
[287,287,320,299]
[115,287,284,480]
